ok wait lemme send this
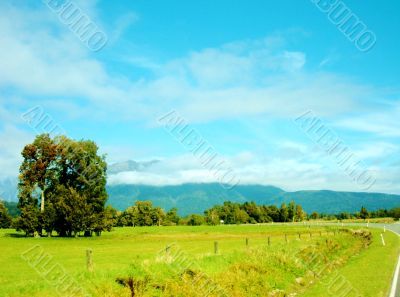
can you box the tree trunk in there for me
[40,190,45,212]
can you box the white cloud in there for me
[109,12,139,43]
[107,151,399,194]
[0,125,34,178]
[108,169,222,186]
[0,2,136,115]
[0,2,385,125]
[353,142,399,160]
[336,110,400,137]
[0,2,398,195]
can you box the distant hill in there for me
[3,179,399,216]
[0,177,18,201]
[107,183,400,216]
[1,201,19,217]
[3,158,399,216]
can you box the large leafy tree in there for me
[279,203,289,222]
[56,136,107,210]
[265,205,280,222]
[19,134,58,213]
[132,201,165,226]
[15,203,40,236]
[117,201,166,227]
[18,134,108,237]
[288,201,296,222]
[295,204,306,222]
[187,214,205,226]
[242,201,261,223]
[204,208,219,225]
[166,207,180,225]
[359,206,370,219]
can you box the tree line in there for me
[111,201,400,227]
[111,200,306,226]
[309,206,400,221]
[2,198,400,230]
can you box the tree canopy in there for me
[202,201,305,225]
[17,134,109,237]
[116,201,165,227]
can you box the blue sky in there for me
[0,0,399,194]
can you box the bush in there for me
[0,201,12,228]
[187,214,205,226]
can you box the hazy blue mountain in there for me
[1,201,19,217]
[107,183,400,216]
[0,177,18,202]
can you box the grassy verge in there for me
[310,218,397,224]
[301,228,399,297]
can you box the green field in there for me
[0,225,398,297]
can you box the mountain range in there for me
[2,160,399,215]
[106,160,400,215]
[107,183,400,216]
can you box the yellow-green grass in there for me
[0,225,397,297]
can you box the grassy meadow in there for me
[0,224,398,297]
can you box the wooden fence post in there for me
[214,241,219,254]
[86,249,93,272]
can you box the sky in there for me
[0,0,399,195]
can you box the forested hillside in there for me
[107,183,400,215]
